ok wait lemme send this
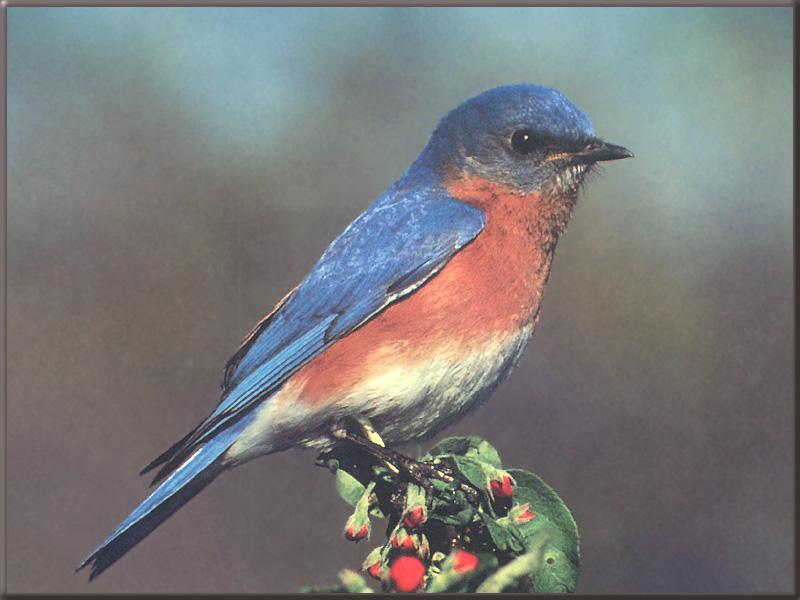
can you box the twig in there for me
[340,432,483,507]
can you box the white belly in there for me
[225,324,534,464]
[355,325,534,444]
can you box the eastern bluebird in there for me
[78,83,631,579]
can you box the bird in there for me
[78,83,632,579]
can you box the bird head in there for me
[414,83,632,197]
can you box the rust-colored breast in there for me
[285,176,555,406]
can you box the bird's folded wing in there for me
[144,188,485,482]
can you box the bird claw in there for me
[330,416,386,447]
[353,416,387,448]
[330,424,348,440]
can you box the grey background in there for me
[6,6,794,594]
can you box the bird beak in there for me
[570,140,634,164]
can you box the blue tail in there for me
[77,412,255,580]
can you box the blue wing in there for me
[144,184,485,482]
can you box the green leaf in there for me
[425,436,473,457]
[531,547,574,593]
[338,569,374,593]
[474,536,549,593]
[425,436,502,468]
[450,456,493,490]
[335,468,367,507]
[361,546,383,571]
[404,483,427,513]
[478,511,514,552]
[506,469,580,592]
[430,501,475,527]
[507,470,579,558]
[466,438,503,468]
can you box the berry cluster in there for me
[308,435,579,593]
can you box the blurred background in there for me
[6,6,793,594]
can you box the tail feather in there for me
[78,413,254,580]
[138,428,196,479]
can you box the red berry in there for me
[515,510,536,523]
[452,550,479,574]
[391,532,416,552]
[366,561,382,579]
[345,524,368,541]
[390,555,426,592]
[401,535,416,552]
[403,506,426,529]
[490,475,513,498]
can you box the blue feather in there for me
[224,185,485,388]
[77,410,257,580]
[146,184,485,477]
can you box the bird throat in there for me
[440,172,581,335]
[446,172,577,257]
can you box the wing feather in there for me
[145,186,485,482]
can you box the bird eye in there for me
[510,129,538,154]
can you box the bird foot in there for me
[354,416,387,448]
